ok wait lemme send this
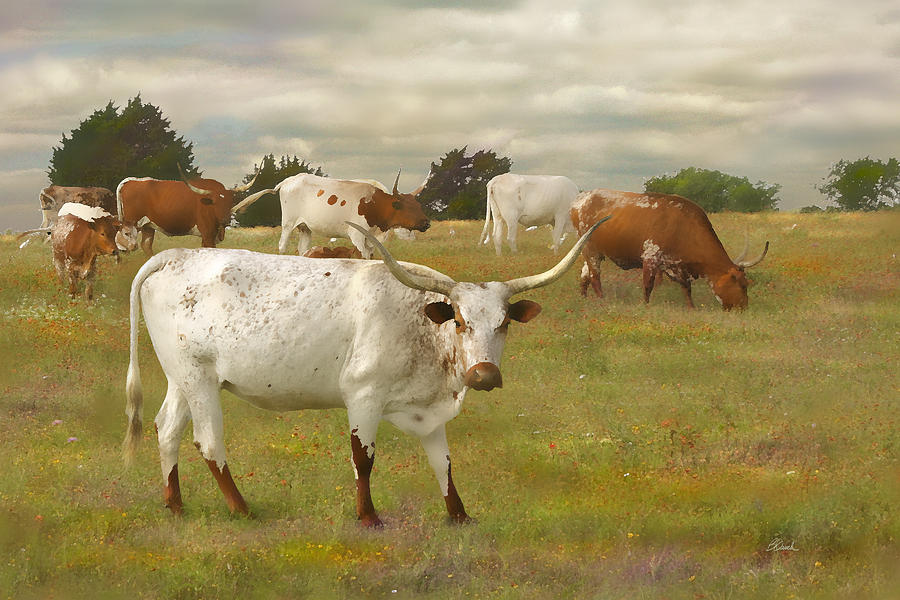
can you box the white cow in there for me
[480,173,580,256]
[123,219,609,525]
[232,172,429,258]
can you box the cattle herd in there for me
[19,165,768,525]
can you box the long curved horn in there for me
[733,232,750,264]
[346,221,455,296]
[504,215,611,296]
[736,240,769,268]
[392,169,401,196]
[178,163,210,196]
[17,227,52,240]
[232,164,261,192]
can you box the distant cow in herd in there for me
[232,172,430,258]
[123,218,609,523]
[38,185,117,230]
[302,245,363,259]
[48,203,137,300]
[116,166,259,255]
[480,173,580,256]
[571,189,769,310]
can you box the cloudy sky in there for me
[1,0,898,230]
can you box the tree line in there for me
[49,95,899,223]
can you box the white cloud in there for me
[1,0,899,228]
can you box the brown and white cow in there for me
[116,168,258,255]
[38,185,117,229]
[50,203,137,300]
[571,189,768,310]
[232,171,430,258]
[302,245,364,259]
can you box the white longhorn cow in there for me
[231,172,429,258]
[480,173,580,256]
[123,218,609,525]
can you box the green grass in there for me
[1,212,898,599]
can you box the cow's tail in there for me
[479,181,495,245]
[231,179,286,214]
[115,178,130,219]
[123,252,170,464]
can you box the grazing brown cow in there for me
[39,185,117,229]
[302,245,364,259]
[571,189,768,310]
[116,168,258,255]
[51,203,136,300]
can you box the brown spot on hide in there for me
[324,272,331,277]
[317,189,325,197]
[327,194,339,205]
[340,200,346,206]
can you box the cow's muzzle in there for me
[464,362,502,391]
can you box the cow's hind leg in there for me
[506,220,519,253]
[492,215,505,256]
[155,383,191,514]
[277,223,294,254]
[420,425,470,524]
[347,406,383,527]
[185,379,249,515]
[549,219,567,254]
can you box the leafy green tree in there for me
[418,147,512,220]
[816,157,900,211]
[234,154,326,227]
[644,167,780,212]
[48,95,196,191]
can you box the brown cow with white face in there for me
[232,171,430,258]
[116,168,258,255]
[571,189,768,310]
[51,203,137,300]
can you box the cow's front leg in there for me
[347,409,382,527]
[642,263,658,303]
[680,280,695,308]
[420,425,470,524]
[140,226,155,256]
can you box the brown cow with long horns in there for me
[116,165,259,255]
[571,189,768,310]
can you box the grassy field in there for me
[1,212,897,599]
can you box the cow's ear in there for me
[200,196,214,205]
[508,299,542,323]
[424,302,455,324]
